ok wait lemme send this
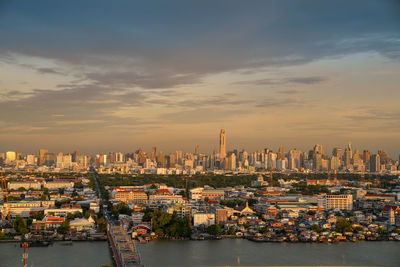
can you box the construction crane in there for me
[1,176,11,228]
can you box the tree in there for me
[335,218,352,233]
[58,220,70,234]
[228,226,236,235]
[310,224,322,233]
[207,224,222,235]
[111,203,132,219]
[74,182,84,189]
[248,198,258,206]
[96,217,107,232]
[13,217,28,236]
[259,227,268,234]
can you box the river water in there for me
[0,241,112,267]
[0,239,399,267]
[137,239,400,267]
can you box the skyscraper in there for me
[219,129,226,160]
[39,149,48,166]
[195,144,199,156]
[370,154,381,173]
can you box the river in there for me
[137,239,400,267]
[0,241,112,267]
[0,240,399,267]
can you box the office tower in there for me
[370,154,381,172]
[267,152,277,170]
[329,156,340,171]
[226,153,236,170]
[108,152,115,164]
[26,154,37,165]
[6,151,16,162]
[288,149,301,170]
[195,144,199,156]
[56,154,72,169]
[168,153,176,168]
[332,147,343,160]
[219,129,226,160]
[378,150,392,165]
[176,150,183,165]
[363,150,371,162]
[72,151,80,162]
[313,144,324,155]
[344,148,352,168]
[314,153,322,171]
[277,146,285,160]
[44,152,55,166]
[347,142,353,160]
[115,152,124,163]
[39,149,48,165]
[151,147,158,161]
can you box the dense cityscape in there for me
[1,130,400,266]
[1,0,400,266]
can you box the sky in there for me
[0,0,399,157]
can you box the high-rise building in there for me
[332,147,343,160]
[39,149,48,166]
[370,154,381,173]
[219,129,226,160]
[288,149,301,170]
[6,151,16,162]
[195,144,199,156]
[363,150,371,162]
[277,146,285,160]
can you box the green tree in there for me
[74,182,84,189]
[111,203,132,219]
[310,224,322,233]
[13,217,28,235]
[335,218,352,233]
[207,224,223,235]
[228,226,236,235]
[58,220,70,234]
[96,217,107,232]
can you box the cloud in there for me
[0,1,399,90]
[255,97,311,108]
[234,76,330,86]
[37,67,65,75]
[278,89,304,94]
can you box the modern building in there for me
[219,129,226,160]
[321,194,353,211]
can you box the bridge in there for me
[108,224,143,267]
[91,169,144,267]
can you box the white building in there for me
[8,181,42,190]
[321,194,353,211]
[44,181,74,190]
[193,213,215,227]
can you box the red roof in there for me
[156,189,171,195]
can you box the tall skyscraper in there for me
[219,129,226,160]
[39,149,48,165]
[370,154,381,173]
[195,144,199,156]
[277,146,285,160]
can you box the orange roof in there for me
[156,189,171,195]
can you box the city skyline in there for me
[0,128,399,159]
[1,1,400,156]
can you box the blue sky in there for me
[0,0,399,156]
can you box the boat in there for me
[20,240,51,247]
